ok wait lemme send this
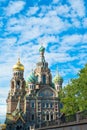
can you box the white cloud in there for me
[45,52,77,66]
[6,16,67,45]
[27,7,39,16]
[0,37,17,46]
[0,105,6,117]
[62,34,83,45]
[83,18,87,28]
[5,1,25,16]
[18,27,41,44]
[52,0,60,4]
[71,18,81,28]
[0,88,8,123]
[38,35,59,45]
[68,0,85,17]
[55,5,70,16]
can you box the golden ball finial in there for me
[13,58,24,71]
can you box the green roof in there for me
[26,72,37,83]
[39,46,45,52]
[53,74,63,84]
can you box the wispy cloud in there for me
[5,1,25,16]
[27,7,39,16]
[68,0,85,17]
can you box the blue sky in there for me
[0,0,87,123]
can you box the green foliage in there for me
[59,64,87,115]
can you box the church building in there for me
[5,45,63,130]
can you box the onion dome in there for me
[13,58,24,71]
[39,45,45,53]
[27,72,37,83]
[53,74,63,84]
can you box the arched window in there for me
[46,103,49,108]
[51,113,53,120]
[16,81,20,89]
[31,114,34,120]
[42,75,46,84]
[31,102,35,108]
[49,75,52,83]
[47,114,49,121]
[50,103,53,108]
[42,103,45,108]
[16,126,22,130]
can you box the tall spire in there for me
[39,44,45,63]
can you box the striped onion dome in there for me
[26,72,37,83]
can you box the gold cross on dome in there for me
[17,51,21,63]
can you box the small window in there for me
[42,75,46,84]
[32,114,34,120]
[50,103,53,108]
[42,103,45,108]
[46,103,49,108]
[31,102,35,108]
[47,114,49,121]
[16,81,20,89]
[30,85,33,89]
[51,114,53,120]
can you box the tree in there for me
[59,64,87,115]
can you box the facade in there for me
[5,45,63,130]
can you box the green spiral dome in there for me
[27,72,37,83]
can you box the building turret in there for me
[34,45,52,86]
[13,58,24,71]
[6,58,26,114]
[11,58,25,90]
[13,58,24,79]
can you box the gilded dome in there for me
[53,74,63,84]
[13,58,24,71]
[27,72,37,83]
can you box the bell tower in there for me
[6,58,26,113]
[34,45,52,86]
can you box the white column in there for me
[45,113,46,121]
[49,112,51,121]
